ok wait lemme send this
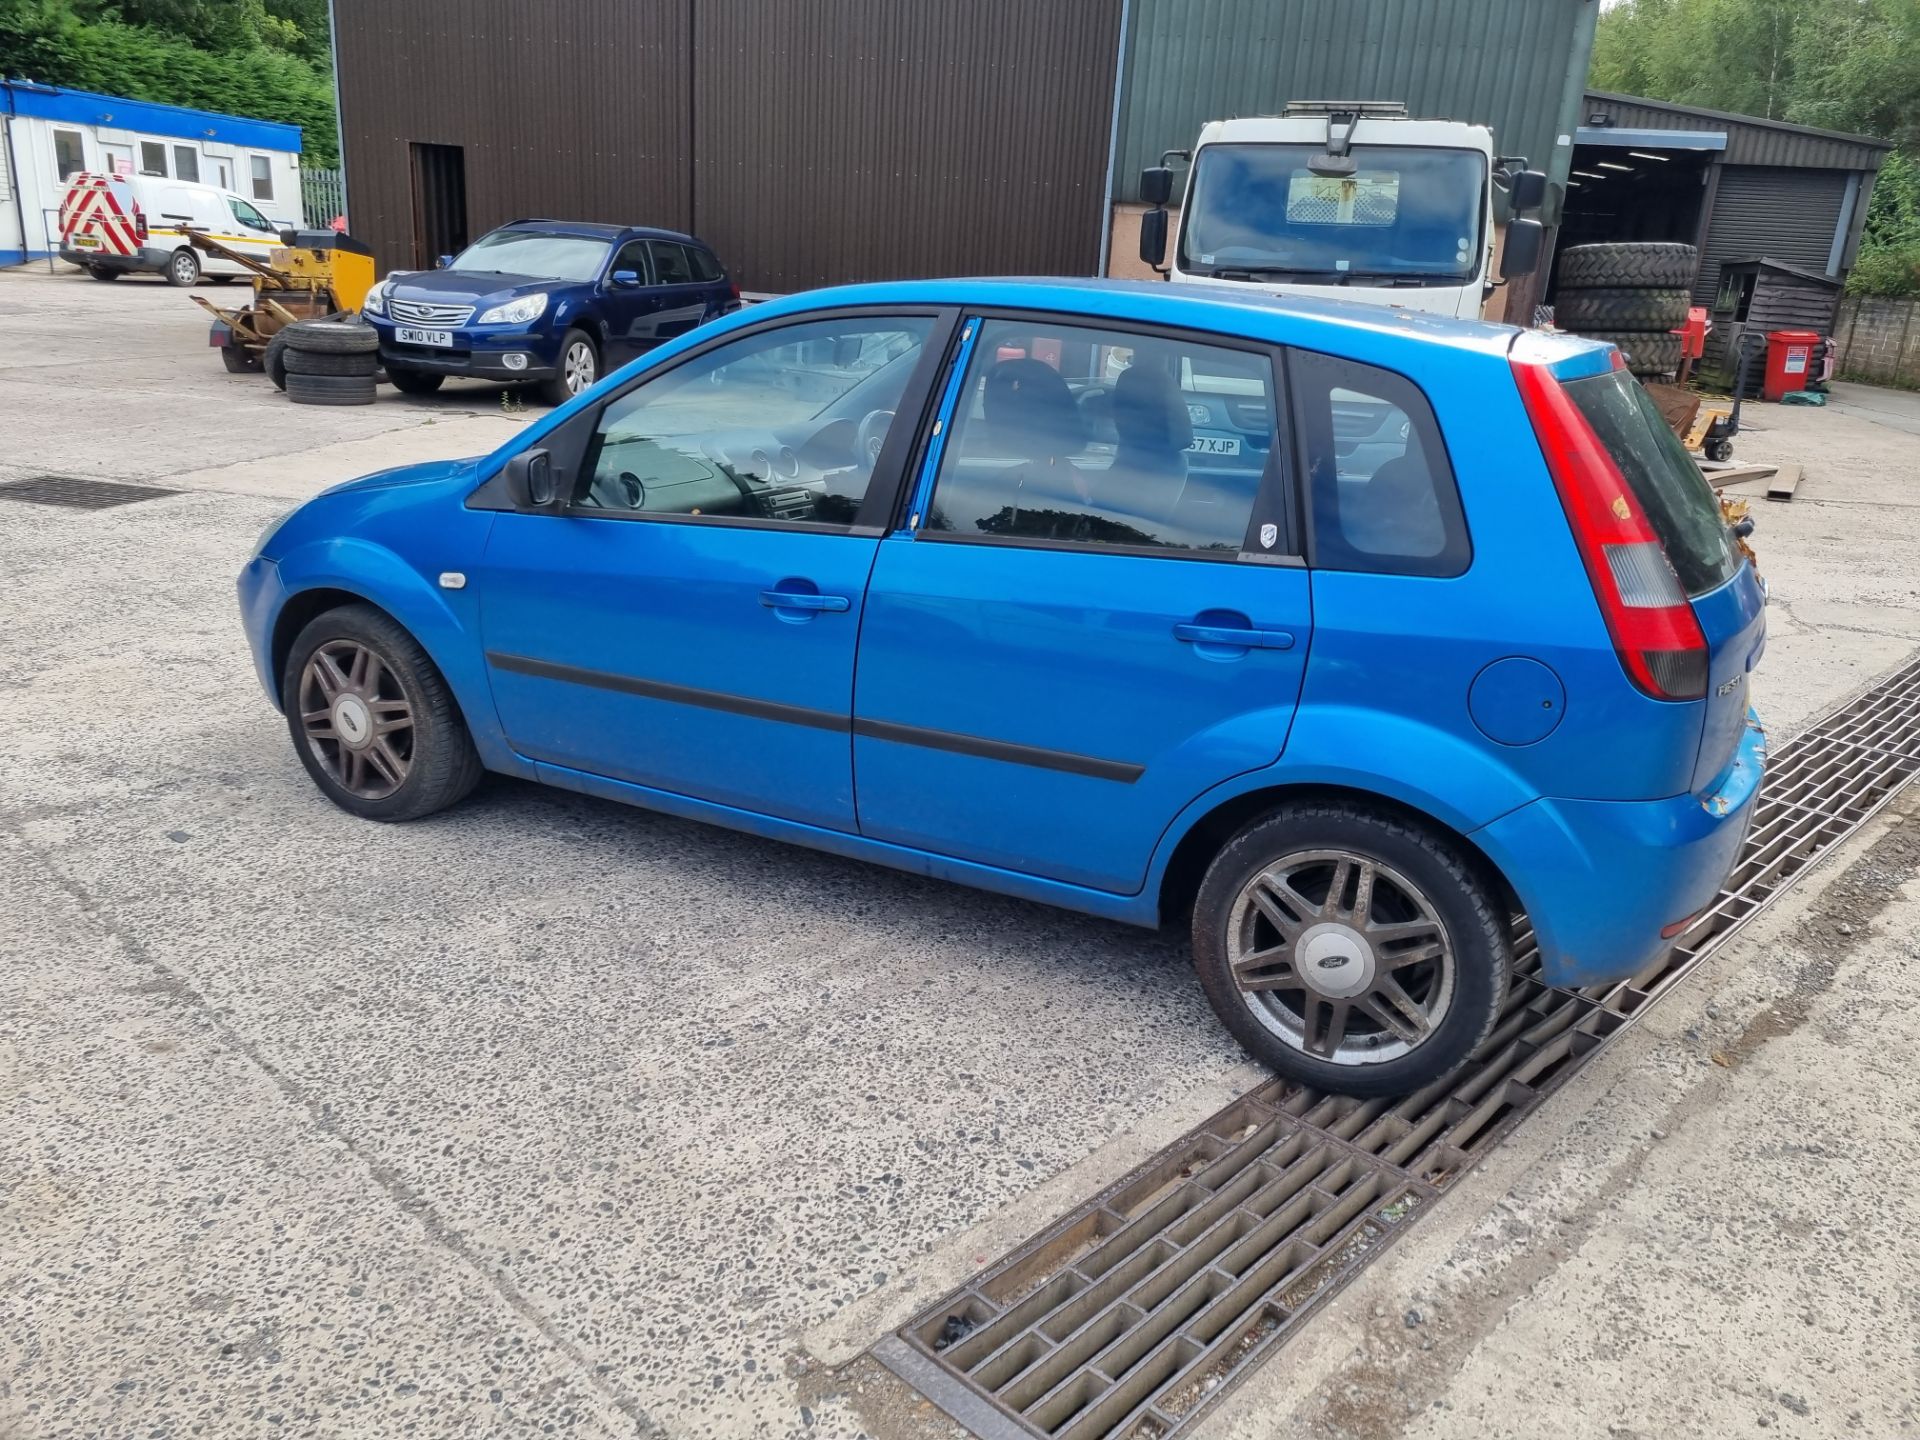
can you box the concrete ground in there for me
[2,265,1919,1440]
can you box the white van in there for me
[59,172,295,286]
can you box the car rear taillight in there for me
[135,208,148,241]
[1512,358,1709,701]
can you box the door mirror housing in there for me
[437,253,453,269]
[1139,208,1169,269]
[504,448,561,509]
[1500,218,1544,280]
[1140,165,1173,207]
[1508,168,1548,214]
[610,269,641,288]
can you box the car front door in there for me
[852,314,1312,893]
[475,308,954,831]
[225,195,281,266]
[596,238,664,368]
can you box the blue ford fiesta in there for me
[239,278,1766,1094]
[361,219,738,405]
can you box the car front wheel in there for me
[1192,804,1510,1096]
[282,603,482,821]
[536,328,597,406]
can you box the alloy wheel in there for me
[172,253,196,285]
[1227,849,1457,1067]
[563,341,596,395]
[298,639,414,800]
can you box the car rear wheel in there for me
[282,604,483,822]
[537,328,597,406]
[386,365,446,396]
[1192,804,1510,1096]
[166,248,200,287]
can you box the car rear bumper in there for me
[60,246,169,273]
[370,319,561,380]
[1474,709,1767,987]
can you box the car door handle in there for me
[760,589,850,613]
[1173,622,1295,650]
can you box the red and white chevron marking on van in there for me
[59,173,143,257]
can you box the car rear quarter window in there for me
[1564,370,1739,597]
[687,247,723,283]
[1290,350,1469,577]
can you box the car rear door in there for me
[851,313,1310,894]
[644,241,710,343]
[474,308,955,832]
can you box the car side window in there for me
[649,241,694,285]
[687,247,723,284]
[577,316,935,529]
[1289,349,1468,577]
[611,239,652,282]
[923,318,1283,556]
[229,196,274,233]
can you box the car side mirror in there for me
[611,269,641,288]
[1140,166,1173,207]
[1139,208,1169,269]
[1500,218,1544,280]
[437,253,453,269]
[504,448,561,509]
[1509,168,1548,214]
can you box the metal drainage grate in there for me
[879,654,1920,1440]
[0,475,180,509]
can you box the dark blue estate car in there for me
[362,220,739,405]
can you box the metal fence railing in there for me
[301,168,345,229]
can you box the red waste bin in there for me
[1763,329,1821,402]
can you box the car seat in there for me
[1101,366,1192,527]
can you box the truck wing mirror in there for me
[1140,166,1173,207]
[1500,218,1544,280]
[1139,209,1169,270]
[1509,168,1548,213]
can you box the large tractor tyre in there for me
[1555,286,1692,332]
[1557,242,1697,290]
[281,314,380,356]
[286,371,379,406]
[285,346,380,378]
[1581,331,1685,377]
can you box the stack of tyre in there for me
[1553,242,1697,379]
[265,315,380,406]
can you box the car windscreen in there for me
[1178,143,1486,282]
[1564,369,1739,598]
[449,231,611,283]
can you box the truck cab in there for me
[1139,102,1545,320]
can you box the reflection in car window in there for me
[579,317,933,528]
[611,240,651,281]
[687,247,723,283]
[924,319,1277,554]
[230,197,273,232]
[1291,351,1468,576]
[449,230,611,282]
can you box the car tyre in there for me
[286,371,378,406]
[537,328,598,406]
[285,346,379,377]
[282,314,381,355]
[1191,803,1510,1097]
[386,365,446,396]
[282,604,483,822]
[264,329,292,391]
[86,264,120,282]
[166,247,201,287]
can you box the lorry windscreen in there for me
[1178,144,1486,283]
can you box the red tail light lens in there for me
[1512,359,1708,701]
[135,208,148,241]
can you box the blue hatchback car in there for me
[239,279,1766,1094]
[361,219,738,406]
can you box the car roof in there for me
[496,218,709,247]
[743,277,1535,363]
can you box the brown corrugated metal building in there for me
[328,0,1605,293]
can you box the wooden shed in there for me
[1702,257,1843,393]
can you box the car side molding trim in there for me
[852,717,1144,784]
[485,651,1145,783]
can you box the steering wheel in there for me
[854,409,895,469]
